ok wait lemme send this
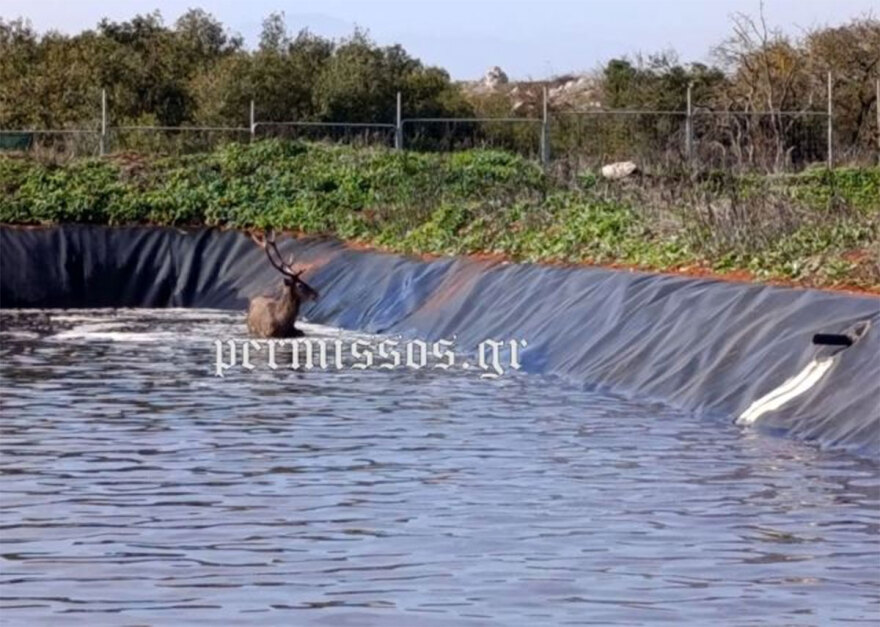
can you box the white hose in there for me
[736,356,835,426]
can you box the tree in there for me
[175,9,242,69]
[313,30,406,122]
[804,17,880,158]
[711,10,817,169]
[259,12,290,53]
[600,53,725,111]
[0,19,44,127]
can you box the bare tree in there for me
[711,4,812,170]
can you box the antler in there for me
[251,230,297,278]
[251,230,318,295]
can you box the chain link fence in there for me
[253,122,396,147]
[400,118,543,158]
[109,127,250,155]
[0,130,101,162]
[690,111,830,172]
[550,111,689,172]
[2,79,878,172]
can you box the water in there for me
[1,309,878,626]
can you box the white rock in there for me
[601,161,639,180]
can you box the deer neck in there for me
[277,284,300,318]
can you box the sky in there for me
[1,0,875,80]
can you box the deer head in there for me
[251,230,319,302]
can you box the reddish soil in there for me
[4,223,877,297]
[335,238,880,298]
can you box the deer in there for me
[247,230,319,338]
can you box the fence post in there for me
[100,88,107,156]
[540,86,550,167]
[685,82,693,164]
[250,99,255,143]
[826,71,833,170]
[876,78,879,166]
[395,91,403,150]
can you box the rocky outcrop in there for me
[462,68,602,115]
[483,66,509,89]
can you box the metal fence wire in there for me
[551,111,689,171]
[691,111,829,172]
[1,75,878,171]
[0,130,101,162]
[400,118,543,158]
[253,122,396,147]
[109,127,250,156]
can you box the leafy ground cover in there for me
[1,141,877,291]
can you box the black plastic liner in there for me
[2,225,878,456]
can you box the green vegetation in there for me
[0,12,468,130]
[2,141,877,289]
[2,11,877,168]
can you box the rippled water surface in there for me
[1,309,878,626]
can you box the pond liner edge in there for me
[2,224,878,457]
